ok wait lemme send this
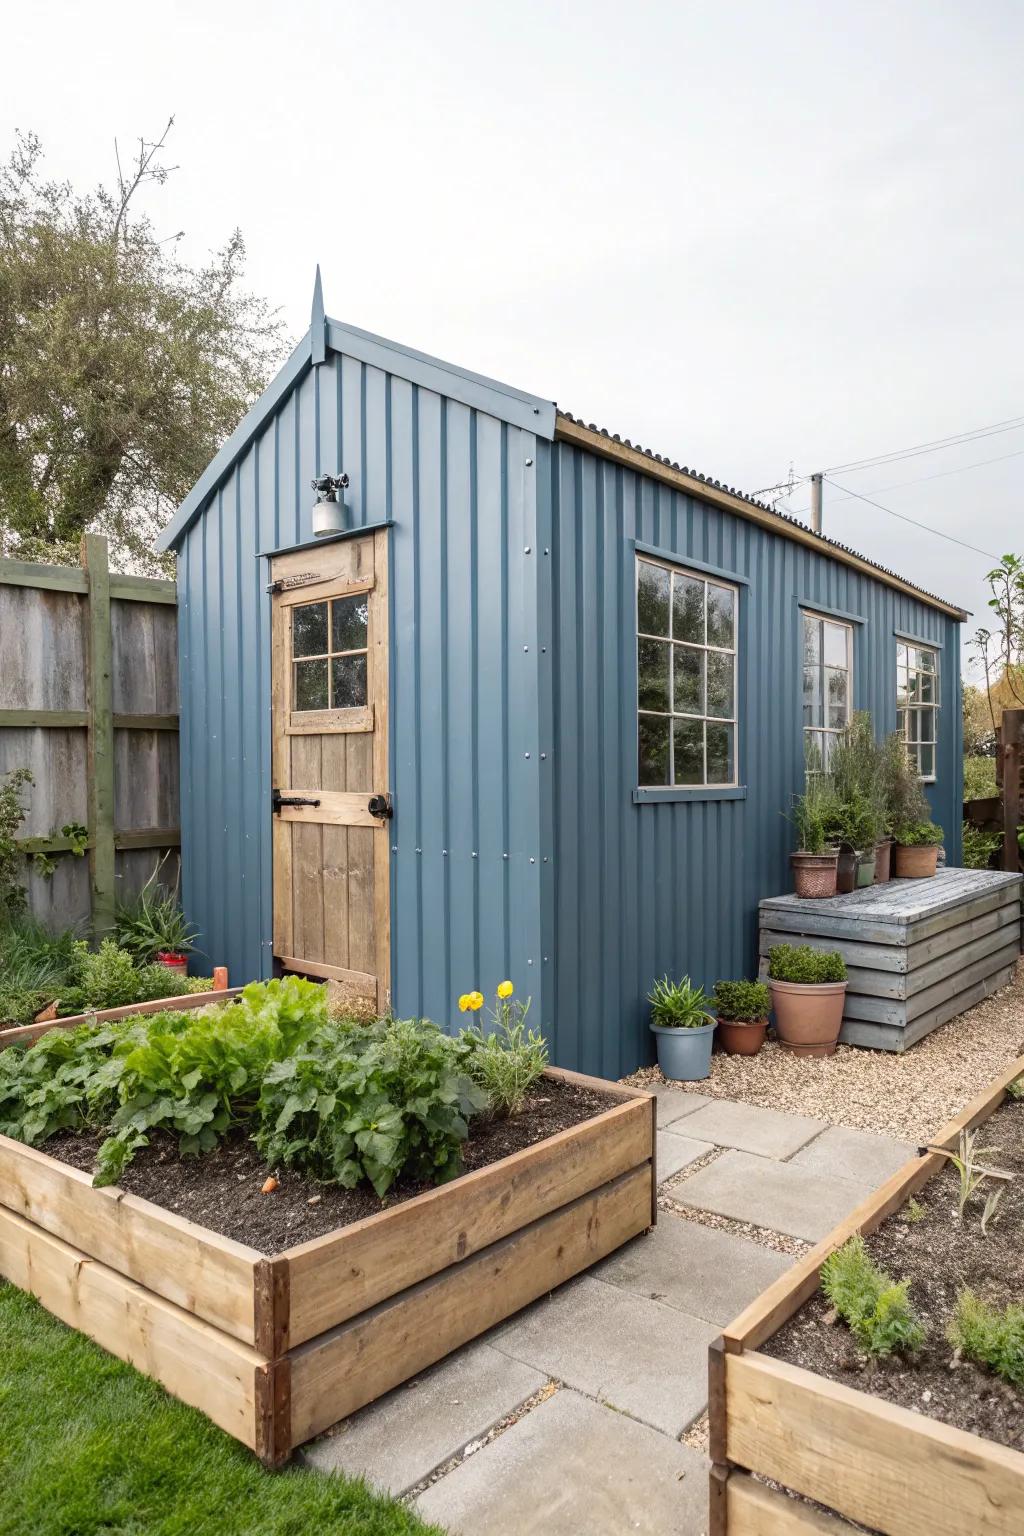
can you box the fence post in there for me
[81,534,116,937]
[1001,708,1023,874]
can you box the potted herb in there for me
[832,791,882,892]
[114,857,197,973]
[767,943,848,1057]
[789,775,841,898]
[648,975,716,1080]
[713,980,771,1056]
[893,820,944,878]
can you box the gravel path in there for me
[625,962,1024,1145]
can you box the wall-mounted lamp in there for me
[311,472,350,537]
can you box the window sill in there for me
[632,786,747,804]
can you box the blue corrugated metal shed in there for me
[159,278,966,1078]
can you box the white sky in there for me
[6,0,1023,668]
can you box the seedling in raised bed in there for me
[928,1128,1015,1222]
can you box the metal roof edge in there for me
[155,332,314,552]
[555,414,969,622]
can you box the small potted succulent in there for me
[767,943,848,1057]
[648,975,716,1081]
[893,820,944,878]
[114,857,197,974]
[789,777,841,899]
[713,980,771,1056]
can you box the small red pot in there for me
[155,951,189,976]
[717,1018,768,1056]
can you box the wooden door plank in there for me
[276,790,383,828]
[370,528,390,1011]
[290,735,324,963]
[346,826,375,975]
[271,588,293,958]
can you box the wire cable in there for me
[825,414,1024,475]
[783,444,1024,516]
[823,477,1000,560]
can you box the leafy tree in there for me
[0,120,287,570]
[973,554,1024,731]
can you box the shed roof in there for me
[157,301,967,620]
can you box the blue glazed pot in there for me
[650,1020,717,1081]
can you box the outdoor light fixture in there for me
[311,472,350,536]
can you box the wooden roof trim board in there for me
[555,414,968,621]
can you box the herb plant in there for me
[894,819,944,847]
[929,1127,1015,1224]
[55,939,193,1016]
[114,855,197,962]
[713,980,770,1022]
[459,981,547,1115]
[961,822,1002,869]
[948,1290,1024,1388]
[790,771,841,855]
[768,944,846,985]
[647,976,714,1029]
[820,1236,926,1359]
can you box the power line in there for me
[784,443,1024,516]
[825,413,1024,475]
[823,477,1000,560]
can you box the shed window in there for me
[802,612,853,767]
[636,556,738,787]
[897,641,939,781]
[291,595,369,711]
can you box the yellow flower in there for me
[467,991,484,1011]
[458,994,472,1013]
[497,980,514,999]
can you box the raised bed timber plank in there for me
[725,1472,857,1533]
[709,1051,1024,1535]
[0,980,239,1047]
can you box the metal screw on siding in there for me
[541,646,547,653]
[543,547,549,555]
[524,546,531,554]
[543,956,549,963]
[529,857,536,864]
[540,752,546,760]
[391,845,398,852]
[525,457,533,466]
[527,958,534,965]
[542,856,548,862]
[442,849,447,856]
[523,645,529,652]
[471,851,477,858]
[525,752,531,759]
[415,847,421,854]
[503,852,508,859]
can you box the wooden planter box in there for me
[0,1067,655,1465]
[707,1054,1024,1535]
[0,975,239,1047]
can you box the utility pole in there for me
[809,473,823,533]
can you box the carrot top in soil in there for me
[765,1094,1024,1452]
[47,1076,617,1253]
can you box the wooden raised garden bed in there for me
[0,1061,655,1465]
[0,971,239,1046]
[708,1053,1024,1535]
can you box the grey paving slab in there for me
[788,1124,916,1188]
[657,1128,714,1181]
[651,1084,713,1128]
[489,1273,716,1436]
[301,1342,545,1494]
[680,1098,825,1159]
[415,1387,709,1536]
[593,1207,795,1326]
[675,1148,869,1242]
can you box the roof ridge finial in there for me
[311,265,327,365]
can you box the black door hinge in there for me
[272,788,322,813]
[368,793,393,820]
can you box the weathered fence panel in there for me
[0,538,179,933]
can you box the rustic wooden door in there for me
[270,530,390,1010]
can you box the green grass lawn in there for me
[0,1281,440,1536]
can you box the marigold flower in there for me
[497,980,514,999]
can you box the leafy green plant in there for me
[460,981,547,1115]
[713,980,771,1022]
[648,976,714,1029]
[820,1236,926,1358]
[790,770,841,854]
[895,819,944,847]
[54,939,194,1016]
[961,822,1002,869]
[963,756,997,800]
[905,1197,925,1223]
[1006,1076,1024,1101]
[829,714,886,848]
[114,855,197,962]
[0,916,85,1024]
[768,944,846,985]
[879,729,929,837]
[948,1291,1024,1388]
[0,768,32,919]
[62,822,89,856]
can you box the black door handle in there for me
[272,789,321,813]
[368,794,393,820]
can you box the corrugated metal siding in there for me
[175,351,544,1030]
[540,440,963,1078]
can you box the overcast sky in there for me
[6,1,1022,670]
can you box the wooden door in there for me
[270,530,390,1010]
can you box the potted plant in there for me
[648,975,716,1080]
[893,819,944,878]
[114,856,197,974]
[713,980,771,1056]
[832,790,881,892]
[767,943,848,1057]
[789,774,841,898]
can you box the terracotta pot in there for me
[790,851,839,899]
[155,951,189,976]
[893,843,939,879]
[874,838,894,883]
[717,1017,768,1056]
[835,844,857,894]
[769,978,847,1057]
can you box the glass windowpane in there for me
[673,719,704,785]
[826,668,848,728]
[637,561,670,636]
[294,657,329,710]
[672,574,705,644]
[674,645,704,715]
[332,594,368,653]
[919,649,936,672]
[823,622,849,668]
[638,715,671,785]
[637,639,671,712]
[919,671,935,705]
[919,744,935,778]
[706,651,734,718]
[803,666,822,727]
[906,709,919,743]
[920,707,936,743]
[803,616,821,665]
[706,723,733,784]
[292,602,328,657]
[331,654,367,709]
[896,642,908,668]
[706,584,735,649]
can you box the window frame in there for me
[279,577,376,736]
[800,609,854,768]
[897,639,940,782]
[635,553,740,791]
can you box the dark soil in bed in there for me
[46,1076,619,1255]
[765,1094,1024,1453]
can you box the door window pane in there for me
[332,594,369,653]
[331,655,367,709]
[293,602,328,657]
[638,562,670,636]
[638,715,671,785]
[294,657,329,710]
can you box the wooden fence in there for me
[0,536,179,934]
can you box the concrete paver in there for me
[651,1085,713,1129]
[675,1147,868,1242]
[490,1273,717,1436]
[788,1124,915,1187]
[679,1098,825,1159]
[415,1387,709,1536]
[657,1128,714,1181]
[301,1342,545,1494]
[593,1207,794,1325]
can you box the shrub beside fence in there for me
[0,536,179,933]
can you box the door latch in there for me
[368,793,393,821]
[272,788,322,813]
